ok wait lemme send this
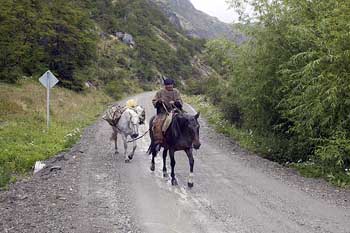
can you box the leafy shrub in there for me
[194,0,350,182]
[105,80,127,100]
[0,0,97,89]
[316,132,350,170]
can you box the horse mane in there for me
[169,113,187,140]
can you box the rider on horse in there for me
[151,78,183,149]
[149,79,201,187]
[152,78,183,113]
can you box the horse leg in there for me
[186,148,195,188]
[150,150,156,171]
[128,141,136,160]
[122,134,130,163]
[149,125,156,171]
[162,149,168,178]
[113,128,119,154]
[114,134,119,154]
[169,149,177,185]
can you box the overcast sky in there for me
[190,0,238,23]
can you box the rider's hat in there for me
[163,78,175,85]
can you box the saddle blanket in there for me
[152,112,174,144]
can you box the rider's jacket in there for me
[152,88,183,112]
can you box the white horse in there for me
[111,105,145,162]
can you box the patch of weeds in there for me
[63,128,82,148]
[291,162,350,188]
[0,166,11,189]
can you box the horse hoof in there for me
[188,182,194,188]
[128,155,133,160]
[163,173,168,178]
[171,179,178,186]
[150,164,155,171]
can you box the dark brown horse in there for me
[148,106,201,187]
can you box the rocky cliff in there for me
[148,0,240,40]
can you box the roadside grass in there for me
[290,163,350,188]
[0,80,112,188]
[186,95,350,188]
[185,95,267,155]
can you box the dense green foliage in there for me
[190,0,350,185]
[0,0,204,91]
[0,0,97,90]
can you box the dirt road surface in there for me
[1,92,349,233]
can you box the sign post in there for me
[39,70,59,129]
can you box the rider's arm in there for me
[175,89,183,106]
[152,91,162,107]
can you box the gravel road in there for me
[1,92,349,233]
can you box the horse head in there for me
[173,112,201,150]
[126,108,140,139]
[134,105,146,125]
[188,112,201,149]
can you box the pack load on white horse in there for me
[103,104,126,127]
[103,99,145,162]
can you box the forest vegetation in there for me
[187,0,350,187]
[0,0,205,91]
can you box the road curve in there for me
[1,92,349,233]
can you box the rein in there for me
[161,102,185,114]
[162,102,170,114]
[127,129,150,143]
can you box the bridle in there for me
[127,129,150,143]
[126,107,148,143]
[128,110,139,130]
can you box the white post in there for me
[39,70,59,130]
[46,72,50,129]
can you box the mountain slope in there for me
[0,0,205,90]
[149,0,238,40]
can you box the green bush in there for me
[105,80,127,100]
[0,0,97,89]
[315,132,350,170]
[191,0,350,184]
[104,76,143,100]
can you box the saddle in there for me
[152,110,176,145]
